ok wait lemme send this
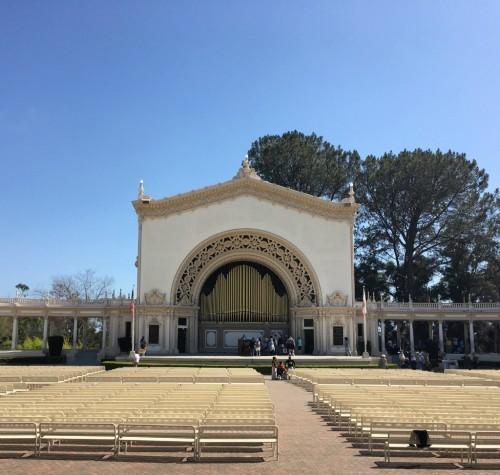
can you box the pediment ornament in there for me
[144,288,166,305]
[326,291,347,307]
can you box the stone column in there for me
[438,321,444,353]
[380,319,386,353]
[193,315,198,353]
[314,317,322,355]
[469,320,475,354]
[351,315,357,356]
[409,320,415,354]
[72,316,78,350]
[109,314,119,354]
[169,315,177,354]
[163,314,170,354]
[42,315,49,350]
[396,322,401,350]
[101,317,107,350]
[11,316,18,350]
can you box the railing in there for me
[0,297,131,306]
[1,297,499,312]
[355,301,500,311]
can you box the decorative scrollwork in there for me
[144,288,166,305]
[175,232,317,306]
[326,291,348,307]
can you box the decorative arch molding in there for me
[171,229,321,307]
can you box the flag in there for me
[129,299,135,315]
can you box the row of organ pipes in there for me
[199,262,288,323]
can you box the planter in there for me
[47,336,64,357]
[118,337,132,353]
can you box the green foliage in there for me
[248,132,499,302]
[19,336,43,350]
[248,130,360,201]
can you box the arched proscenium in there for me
[173,230,320,307]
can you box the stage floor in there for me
[115,354,379,365]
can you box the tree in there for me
[436,191,500,302]
[357,149,493,300]
[247,130,360,200]
[15,283,29,297]
[50,269,113,301]
[48,270,114,348]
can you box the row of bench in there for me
[289,368,500,465]
[0,421,278,460]
[0,381,277,460]
[87,367,264,383]
[0,365,105,384]
[292,368,499,391]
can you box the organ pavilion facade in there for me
[2,159,499,359]
[133,158,359,355]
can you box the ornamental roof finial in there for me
[342,182,356,204]
[233,154,261,180]
[138,179,145,199]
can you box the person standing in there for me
[344,337,352,356]
[255,338,261,357]
[271,356,278,380]
[268,337,276,356]
[139,336,147,356]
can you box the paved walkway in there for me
[0,379,498,474]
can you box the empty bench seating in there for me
[0,367,277,461]
[292,368,500,466]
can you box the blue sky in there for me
[1,0,499,296]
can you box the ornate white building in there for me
[1,159,498,360]
[133,158,359,355]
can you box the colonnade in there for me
[377,318,484,355]
[7,314,108,356]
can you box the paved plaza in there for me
[0,377,498,475]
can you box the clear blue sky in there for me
[1,0,499,297]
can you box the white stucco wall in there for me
[139,195,353,306]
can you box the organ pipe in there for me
[200,262,288,323]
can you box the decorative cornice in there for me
[292,306,355,317]
[132,176,359,221]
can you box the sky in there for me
[1,0,499,297]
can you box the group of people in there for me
[271,355,296,380]
[241,335,300,357]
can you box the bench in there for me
[0,422,38,453]
[117,423,196,457]
[473,431,500,463]
[197,424,278,461]
[384,430,473,464]
[39,422,118,453]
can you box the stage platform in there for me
[115,354,379,366]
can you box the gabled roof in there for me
[133,159,359,221]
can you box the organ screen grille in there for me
[199,261,289,322]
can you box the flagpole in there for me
[129,298,136,359]
[362,286,369,358]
